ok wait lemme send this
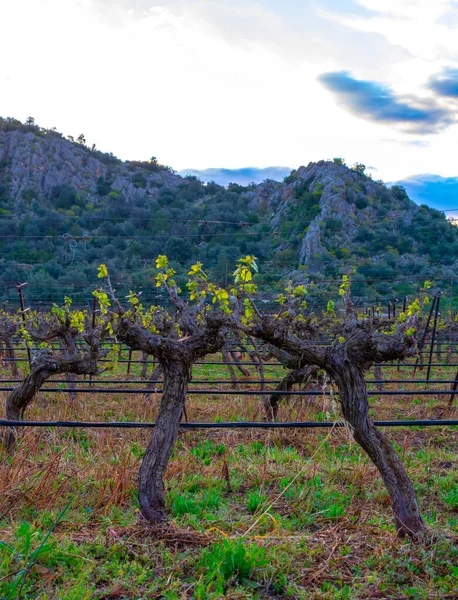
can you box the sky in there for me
[2,0,458,186]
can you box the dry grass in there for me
[0,355,457,598]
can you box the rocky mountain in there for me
[1,117,457,309]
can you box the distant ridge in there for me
[179,166,292,186]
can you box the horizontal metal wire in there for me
[2,358,458,368]
[1,358,283,365]
[1,419,457,429]
[1,379,457,385]
[2,346,457,352]
[0,387,456,396]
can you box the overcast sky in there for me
[2,0,458,182]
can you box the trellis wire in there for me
[0,387,457,396]
[2,357,458,368]
[1,419,457,429]
[1,379,458,385]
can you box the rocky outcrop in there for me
[0,127,182,209]
[299,221,321,264]
[246,179,281,214]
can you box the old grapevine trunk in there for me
[6,353,98,420]
[4,352,98,447]
[268,365,319,421]
[252,318,425,536]
[330,362,425,536]
[138,359,191,522]
[221,348,238,389]
[116,312,227,524]
[6,366,51,421]
[140,351,149,379]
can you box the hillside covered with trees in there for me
[1,117,457,308]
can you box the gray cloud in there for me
[429,68,458,98]
[318,71,455,134]
[179,166,292,186]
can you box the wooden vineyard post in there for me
[16,283,31,369]
[449,368,458,406]
[413,295,437,376]
[2,302,19,378]
[450,277,454,317]
[89,296,97,387]
[426,293,441,382]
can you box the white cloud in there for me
[1,0,458,185]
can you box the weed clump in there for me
[196,539,266,597]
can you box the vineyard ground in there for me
[0,357,457,599]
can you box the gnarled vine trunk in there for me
[229,350,250,377]
[222,348,238,389]
[144,364,162,400]
[6,365,52,421]
[138,359,191,522]
[58,339,77,400]
[140,351,149,379]
[373,364,383,391]
[4,352,99,447]
[267,364,319,421]
[250,316,425,536]
[330,361,425,536]
[117,311,227,524]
